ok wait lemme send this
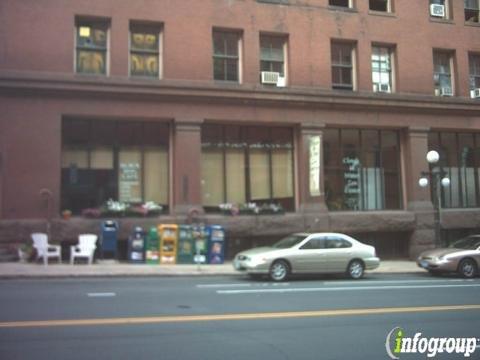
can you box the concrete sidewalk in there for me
[0,260,422,279]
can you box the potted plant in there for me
[17,243,33,262]
[61,209,72,220]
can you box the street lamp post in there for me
[418,150,450,248]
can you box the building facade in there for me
[1,0,480,259]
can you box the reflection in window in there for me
[372,46,393,93]
[433,51,454,96]
[469,53,480,97]
[76,19,108,75]
[61,120,169,214]
[213,30,240,82]
[130,23,161,78]
[465,0,480,23]
[324,128,402,211]
[260,34,287,81]
[429,132,480,208]
[331,42,355,90]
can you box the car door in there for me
[324,236,354,272]
[290,237,327,273]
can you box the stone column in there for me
[296,123,328,230]
[404,126,435,258]
[172,119,204,215]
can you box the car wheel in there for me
[458,259,478,278]
[347,260,365,279]
[270,260,289,282]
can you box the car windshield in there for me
[449,236,480,250]
[272,234,308,249]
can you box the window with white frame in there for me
[213,30,241,82]
[372,46,393,93]
[429,0,451,20]
[260,34,287,85]
[130,22,162,78]
[433,51,454,96]
[469,53,480,97]
[465,0,480,22]
[370,0,391,12]
[331,42,356,91]
[75,18,109,75]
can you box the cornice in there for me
[1,71,479,116]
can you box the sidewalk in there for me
[0,260,422,279]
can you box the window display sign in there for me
[309,135,321,196]
[119,163,141,203]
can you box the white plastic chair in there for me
[70,234,97,265]
[31,233,62,265]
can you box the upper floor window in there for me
[370,0,391,12]
[469,53,480,98]
[331,42,356,91]
[260,34,287,86]
[429,0,451,20]
[372,46,394,93]
[329,0,352,8]
[130,23,162,78]
[433,51,455,96]
[213,30,241,82]
[75,18,109,75]
[465,0,480,23]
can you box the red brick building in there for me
[1,0,480,259]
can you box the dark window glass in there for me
[300,238,326,249]
[469,53,480,90]
[465,0,480,22]
[324,128,402,211]
[61,120,169,214]
[213,30,240,82]
[433,51,453,95]
[330,0,350,7]
[260,35,286,77]
[370,0,389,12]
[331,42,354,90]
[429,131,480,208]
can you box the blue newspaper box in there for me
[101,220,118,259]
[128,226,145,263]
[207,225,225,264]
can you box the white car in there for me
[233,232,380,281]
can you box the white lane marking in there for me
[87,292,116,297]
[330,279,477,285]
[196,283,290,288]
[217,284,480,295]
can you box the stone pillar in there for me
[172,119,204,215]
[296,123,328,230]
[404,126,435,258]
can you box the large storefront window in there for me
[201,125,294,211]
[429,132,480,208]
[61,119,169,214]
[324,128,402,211]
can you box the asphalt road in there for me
[0,273,479,360]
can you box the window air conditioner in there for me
[440,87,453,96]
[261,71,280,85]
[378,83,391,93]
[471,88,480,99]
[430,4,445,17]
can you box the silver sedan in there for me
[233,232,380,281]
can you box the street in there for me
[0,273,479,359]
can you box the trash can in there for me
[177,225,194,264]
[128,226,146,263]
[145,227,160,264]
[100,220,118,259]
[159,224,178,264]
[207,225,225,264]
[192,224,208,264]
